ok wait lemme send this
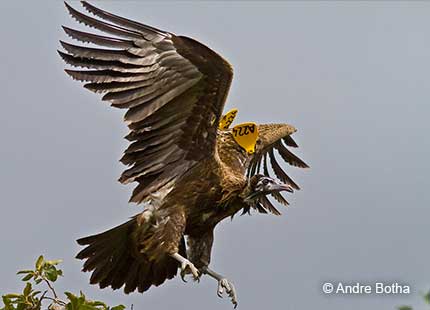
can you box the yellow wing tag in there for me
[219,108,238,130]
[232,122,258,154]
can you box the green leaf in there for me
[45,268,58,282]
[45,260,62,266]
[2,296,13,307]
[64,292,76,301]
[35,256,44,270]
[398,306,413,310]
[21,274,33,282]
[79,305,98,310]
[34,279,42,285]
[23,283,32,296]
[16,270,33,275]
[423,290,430,304]
[31,291,41,297]
[110,305,126,310]
[65,292,81,310]
[87,301,106,308]
[1,296,17,310]
[3,294,20,300]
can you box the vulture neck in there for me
[216,131,249,174]
[215,131,250,204]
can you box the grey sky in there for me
[1,1,429,310]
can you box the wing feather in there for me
[263,153,270,177]
[103,72,182,104]
[86,78,158,94]
[275,142,309,168]
[60,41,144,65]
[283,135,298,148]
[65,2,142,39]
[62,26,134,48]
[268,149,300,190]
[81,1,167,39]
[259,195,281,216]
[61,2,233,203]
[65,68,158,83]
[59,51,155,74]
[271,192,289,206]
[123,78,200,122]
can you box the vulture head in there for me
[252,175,294,195]
[241,175,294,216]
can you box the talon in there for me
[189,264,200,281]
[217,285,224,298]
[180,270,187,282]
[179,259,200,282]
[217,278,238,307]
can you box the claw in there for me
[180,270,187,283]
[217,278,238,308]
[179,259,200,282]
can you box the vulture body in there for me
[60,2,308,307]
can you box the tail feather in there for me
[90,261,111,285]
[152,257,170,286]
[77,237,122,260]
[124,261,140,294]
[76,217,186,294]
[108,254,132,289]
[99,250,130,289]
[82,237,128,272]
[76,220,133,262]
[82,246,117,271]
[77,220,133,245]
[137,263,152,293]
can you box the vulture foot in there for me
[217,278,238,308]
[170,253,200,282]
[179,260,200,282]
[202,266,238,308]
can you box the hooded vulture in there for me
[59,1,308,307]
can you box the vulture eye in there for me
[262,179,270,186]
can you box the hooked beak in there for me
[270,183,294,193]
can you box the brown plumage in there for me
[60,1,308,306]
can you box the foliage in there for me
[1,256,125,310]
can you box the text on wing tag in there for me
[219,108,238,130]
[232,122,258,154]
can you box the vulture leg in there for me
[170,252,200,281]
[187,230,238,308]
[201,266,238,308]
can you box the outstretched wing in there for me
[247,124,309,206]
[60,2,233,203]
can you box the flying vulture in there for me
[59,1,308,307]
